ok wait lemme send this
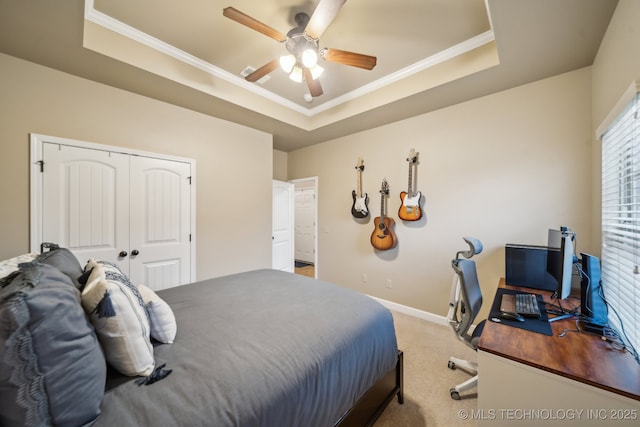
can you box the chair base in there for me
[447,357,478,400]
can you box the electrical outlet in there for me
[362,273,368,283]
[386,279,392,289]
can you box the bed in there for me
[0,247,403,427]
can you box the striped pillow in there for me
[81,260,154,377]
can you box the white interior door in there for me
[41,143,130,273]
[33,134,195,289]
[272,180,294,272]
[129,155,192,290]
[295,188,315,264]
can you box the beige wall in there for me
[5,0,637,320]
[273,149,288,181]
[0,52,273,280]
[591,0,640,253]
[288,68,593,319]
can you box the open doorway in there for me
[291,177,318,279]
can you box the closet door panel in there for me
[42,143,130,272]
[129,155,191,290]
[294,188,316,264]
[272,180,294,273]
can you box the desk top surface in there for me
[478,278,640,401]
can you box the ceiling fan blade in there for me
[223,7,286,42]
[245,59,280,82]
[303,67,323,97]
[304,0,346,40]
[320,48,377,70]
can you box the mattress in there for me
[94,269,398,427]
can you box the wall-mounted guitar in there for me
[351,157,369,218]
[398,149,423,221]
[370,179,398,250]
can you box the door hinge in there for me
[189,233,192,242]
[36,160,44,173]
[187,176,192,185]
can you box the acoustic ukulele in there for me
[398,149,422,221]
[351,157,369,218]
[370,179,398,250]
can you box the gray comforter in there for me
[94,269,398,427]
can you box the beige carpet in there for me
[374,311,479,427]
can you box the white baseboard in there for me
[368,295,449,327]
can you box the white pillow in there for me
[137,284,177,344]
[0,252,39,279]
[81,259,155,377]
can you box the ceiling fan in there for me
[223,0,377,98]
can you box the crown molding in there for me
[84,0,312,116]
[308,30,495,115]
[84,0,494,119]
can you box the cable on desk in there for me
[573,262,639,364]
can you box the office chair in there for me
[446,237,485,400]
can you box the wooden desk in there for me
[476,279,640,426]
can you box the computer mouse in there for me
[498,311,525,322]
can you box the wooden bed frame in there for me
[336,350,404,427]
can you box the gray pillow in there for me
[0,262,106,427]
[35,246,84,290]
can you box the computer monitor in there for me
[505,244,557,291]
[547,228,575,300]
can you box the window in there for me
[601,87,640,356]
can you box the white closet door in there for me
[37,137,193,289]
[42,143,130,273]
[129,156,192,290]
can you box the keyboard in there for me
[516,293,541,317]
[500,293,542,318]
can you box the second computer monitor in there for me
[547,228,575,300]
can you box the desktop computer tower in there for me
[579,253,608,326]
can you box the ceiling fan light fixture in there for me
[289,65,304,83]
[223,2,376,97]
[310,64,324,80]
[301,48,318,68]
[279,54,296,73]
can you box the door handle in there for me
[119,251,128,258]
[131,249,139,256]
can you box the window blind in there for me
[601,90,640,355]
